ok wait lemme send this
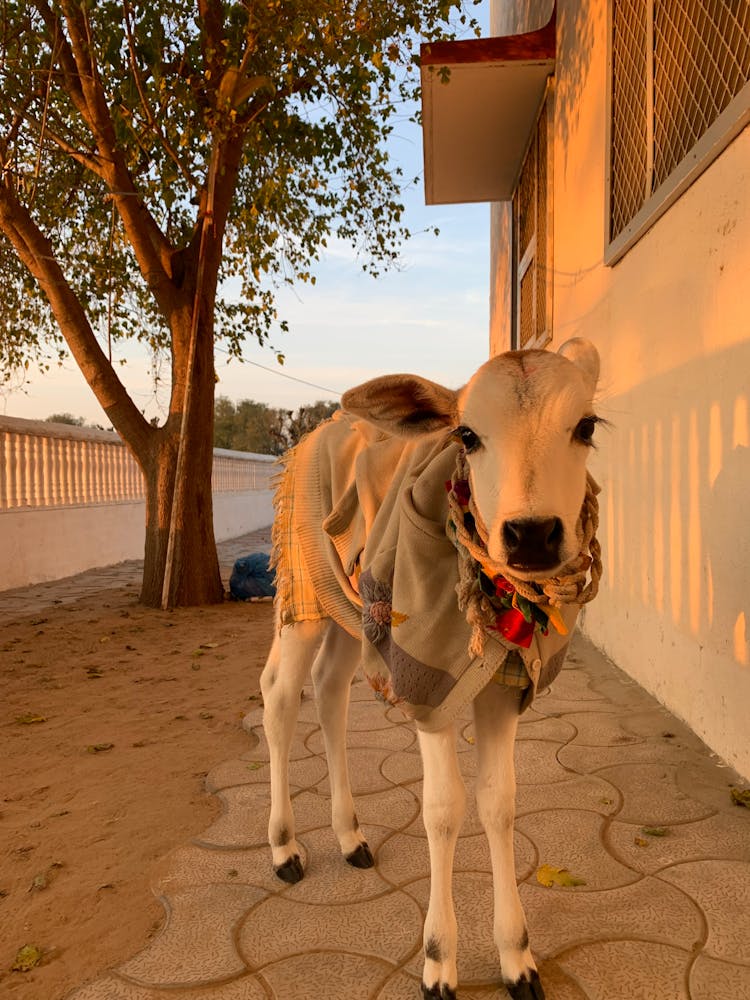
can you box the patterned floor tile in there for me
[519,876,704,959]
[69,972,269,999]
[516,773,621,818]
[516,808,640,891]
[690,953,750,999]
[238,889,423,966]
[116,885,264,987]
[515,713,578,743]
[381,749,428,786]
[590,762,716,825]
[152,843,278,895]
[274,825,393,904]
[194,784,271,849]
[347,698,402,731]
[607,812,750,875]
[515,739,577,785]
[259,952,392,1000]
[303,723,417,754]
[556,940,692,999]
[659,859,750,965]
[555,710,645,748]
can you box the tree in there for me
[214,395,283,454]
[0,0,476,607]
[45,412,86,426]
[213,395,338,454]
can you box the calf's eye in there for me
[574,416,597,445]
[454,425,481,453]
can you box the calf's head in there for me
[342,339,601,580]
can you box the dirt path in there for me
[0,589,273,1000]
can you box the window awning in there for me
[420,16,556,205]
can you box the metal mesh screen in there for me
[653,0,750,185]
[610,0,649,239]
[519,267,535,347]
[610,0,750,241]
[536,107,548,340]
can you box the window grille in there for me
[512,84,554,349]
[608,0,750,261]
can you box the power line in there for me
[241,358,341,397]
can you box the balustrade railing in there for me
[0,416,275,511]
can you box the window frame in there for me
[512,78,555,351]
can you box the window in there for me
[512,82,554,349]
[607,0,750,263]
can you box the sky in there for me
[2,7,492,426]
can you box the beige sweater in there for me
[273,412,578,731]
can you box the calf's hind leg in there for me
[261,619,327,883]
[311,621,374,868]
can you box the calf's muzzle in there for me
[502,517,563,572]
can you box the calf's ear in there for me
[557,338,600,387]
[342,374,458,436]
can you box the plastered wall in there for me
[1,491,274,591]
[490,0,750,777]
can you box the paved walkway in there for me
[4,537,750,999]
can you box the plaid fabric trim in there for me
[491,649,530,690]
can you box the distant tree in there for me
[214,395,281,454]
[286,399,340,447]
[214,395,339,454]
[45,412,85,426]
[0,1,477,607]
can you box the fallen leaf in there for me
[28,872,49,892]
[731,787,750,808]
[464,735,475,745]
[633,836,649,847]
[86,743,114,754]
[600,797,614,806]
[536,864,586,888]
[12,944,43,972]
[16,713,47,725]
[247,762,265,771]
[641,826,670,837]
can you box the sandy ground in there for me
[0,588,274,1000]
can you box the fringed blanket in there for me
[272,412,584,731]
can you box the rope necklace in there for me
[446,449,602,657]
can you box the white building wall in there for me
[490,0,750,778]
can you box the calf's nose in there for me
[502,517,563,571]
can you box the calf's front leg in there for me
[473,681,545,1000]
[418,724,466,1000]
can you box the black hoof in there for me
[506,969,545,1000]
[274,854,304,884]
[421,984,456,1000]
[345,841,375,869]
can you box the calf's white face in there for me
[342,338,600,579]
[458,340,600,576]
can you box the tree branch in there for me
[0,179,152,461]
[121,0,199,192]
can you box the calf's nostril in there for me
[502,517,564,569]
[545,517,563,551]
[503,520,522,552]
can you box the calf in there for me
[261,339,602,1000]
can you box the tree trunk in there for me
[139,311,224,608]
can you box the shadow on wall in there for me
[599,339,750,667]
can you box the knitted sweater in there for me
[273,412,579,732]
